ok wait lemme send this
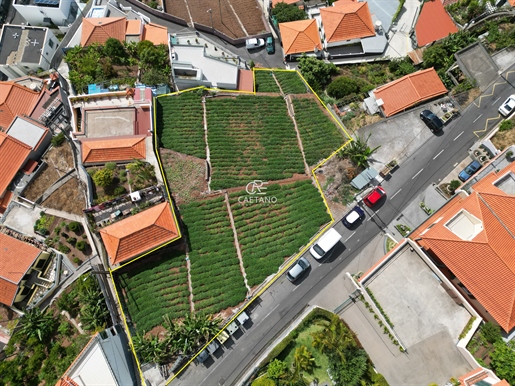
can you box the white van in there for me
[309,228,342,260]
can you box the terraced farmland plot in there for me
[292,97,348,166]
[181,196,247,314]
[156,92,206,158]
[255,70,281,93]
[116,249,190,334]
[229,180,331,286]
[206,96,305,190]
[275,71,308,94]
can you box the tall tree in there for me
[293,345,315,373]
[490,340,515,384]
[16,307,55,342]
[297,55,338,93]
[311,314,354,363]
[271,2,307,23]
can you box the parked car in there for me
[420,109,444,132]
[498,94,515,117]
[458,160,482,182]
[266,36,275,54]
[363,186,386,208]
[286,257,310,282]
[309,228,342,260]
[245,38,265,50]
[342,206,365,229]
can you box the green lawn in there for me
[279,323,331,384]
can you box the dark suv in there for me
[420,110,444,132]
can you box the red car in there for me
[363,186,386,207]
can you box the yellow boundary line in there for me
[474,115,501,138]
[109,70,355,385]
[473,70,515,108]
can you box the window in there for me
[48,39,54,48]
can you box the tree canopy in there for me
[297,55,338,93]
[271,2,307,23]
[490,340,515,385]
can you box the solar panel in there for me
[34,0,60,5]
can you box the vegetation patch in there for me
[116,247,190,334]
[156,91,206,158]
[292,97,347,166]
[274,71,308,94]
[255,70,281,93]
[181,196,248,313]
[229,181,331,286]
[206,95,305,190]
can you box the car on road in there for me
[286,256,310,282]
[498,94,515,117]
[246,38,265,50]
[458,160,482,182]
[266,36,275,54]
[309,228,342,260]
[420,109,444,132]
[363,186,386,207]
[342,206,365,228]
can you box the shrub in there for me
[271,2,306,23]
[327,76,359,99]
[105,162,117,170]
[58,243,71,254]
[93,168,113,188]
[481,321,502,344]
[499,119,514,132]
[449,179,461,193]
[73,257,81,265]
[51,132,66,147]
[38,227,48,235]
[67,237,77,245]
[68,221,80,232]
[113,186,126,196]
[76,240,87,251]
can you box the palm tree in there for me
[132,332,168,365]
[312,315,354,363]
[339,133,381,168]
[16,307,55,342]
[293,345,315,373]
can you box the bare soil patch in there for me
[23,143,74,201]
[452,88,481,108]
[160,149,208,205]
[491,125,515,150]
[42,178,86,215]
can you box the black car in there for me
[420,110,444,132]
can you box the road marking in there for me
[367,211,378,221]
[263,304,279,319]
[473,114,483,123]
[454,131,464,141]
[492,96,501,105]
[433,150,444,160]
[345,232,355,242]
[453,162,459,167]
[390,189,402,200]
[412,169,424,179]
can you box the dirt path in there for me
[185,251,195,313]
[202,96,213,193]
[285,95,311,176]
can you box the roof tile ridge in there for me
[0,276,18,285]
[4,132,32,150]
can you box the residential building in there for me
[414,0,458,47]
[12,0,79,27]
[279,19,323,60]
[0,25,58,79]
[410,161,515,334]
[80,135,146,165]
[459,367,508,386]
[55,325,138,386]
[6,116,52,160]
[99,201,180,267]
[364,68,448,117]
[0,230,58,311]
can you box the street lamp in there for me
[207,9,213,32]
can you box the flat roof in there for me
[0,25,46,65]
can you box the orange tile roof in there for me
[81,17,127,46]
[494,380,511,386]
[320,1,375,42]
[0,191,13,214]
[142,23,168,45]
[55,377,80,386]
[100,202,179,265]
[0,233,41,306]
[81,135,146,164]
[459,368,489,386]
[125,19,141,35]
[410,162,515,332]
[279,19,322,55]
[374,68,447,117]
[506,0,515,6]
[0,131,31,197]
[415,0,458,47]
[0,82,41,129]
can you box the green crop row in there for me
[229,180,331,286]
[180,196,247,313]
[255,71,281,93]
[292,97,347,166]
[116,249,191,334]
[274,71,308,94]
[156,93,206,158]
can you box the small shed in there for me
[351,167,379,189]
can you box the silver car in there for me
[286,257,310,282]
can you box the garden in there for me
[34,212,91,265]
[65,38,170,94]
[87,160,157,204]
[254,70,308,95]
[291,96,348,166]
[116,246,191,334]
[229,180,331,287]
[156,91,206,159]
[181,195,248,314]
[252,307,388,386]
[206,95,305,190]
[0,275,108,385]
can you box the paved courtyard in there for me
[84,108,136,138]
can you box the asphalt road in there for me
[171,68,515,386]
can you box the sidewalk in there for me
[385,0,421,58]
[43,207,83,222]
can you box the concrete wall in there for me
[13,0,75,26]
